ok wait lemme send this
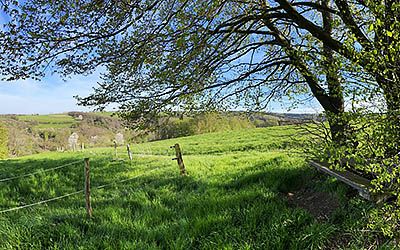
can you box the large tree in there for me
[0,0,379,143]
[269,1,398,110]
[271,0,399,156]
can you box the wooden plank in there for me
[310,161,393,203]
[310,161,373,200]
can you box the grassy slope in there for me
[10,112,113,129]
[0,126,385,249]
[18,114,77,129]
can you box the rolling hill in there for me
[0,126,378,249]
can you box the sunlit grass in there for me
[0,126,382,249]
[17,114,77,128]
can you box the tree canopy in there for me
[2,0,400,237]
[0,1,377,119]
[0,1,397,132]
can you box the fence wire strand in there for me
[0,144,178,214]
[0,160,83,183]
[94,167,162,190]
[0,165,163,214]
[0,190,84,214]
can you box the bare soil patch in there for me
[286,188,340,220]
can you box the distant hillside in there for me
[268,112,321,121]
[0,111,319,157]
[16,114,77,128]
[234,111,321,127]
[0,112,126,157]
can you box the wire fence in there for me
[0,166,163,214]
[0,190,84,214]
[0,144,184,217]
[114,144,173,158]
[0,159,83,183]
[0,144,180,215]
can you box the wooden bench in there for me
[309,161,391,203]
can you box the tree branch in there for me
[334,0,373,51]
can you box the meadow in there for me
[17,114,78,129]
[0,126,390,249]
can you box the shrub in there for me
[153,117,195,140]
[193,112,254,134]
[307,110,400,238]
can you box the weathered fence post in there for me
[114,141,118,158]
[127,144,133,161]
[171,144,187,176]
[84,158,92,218]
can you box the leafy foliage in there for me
[307,109,400,237]
[0,0,360,128]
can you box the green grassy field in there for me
[13,112,114,129]
[17,114,77,128]
[0,126,389,249]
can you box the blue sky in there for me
[0,60,322,114]
[0,73,101,114]
[0,8,322,115]
[0,9,102,114]
[0,72,322,114]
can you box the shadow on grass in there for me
[0,155,370,250]
[0,155,137,207]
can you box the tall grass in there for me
[0,126,387,249]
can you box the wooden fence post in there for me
[114,141,118,158]
[127,144,133,161]
[84,158,93,218]
[171,144,187,176]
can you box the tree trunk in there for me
[321,0,350,145]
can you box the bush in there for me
[0,123,8,159]
[155,117,195,140]
[307,110,400,238]
[150,112,255,140]
[193,112,254,134]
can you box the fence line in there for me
[94,167,161,190]
[0,166,163,214]
[115,145,186,158]
[0,190,84,214]
[0,144,181,214]
[0,159,83,183]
